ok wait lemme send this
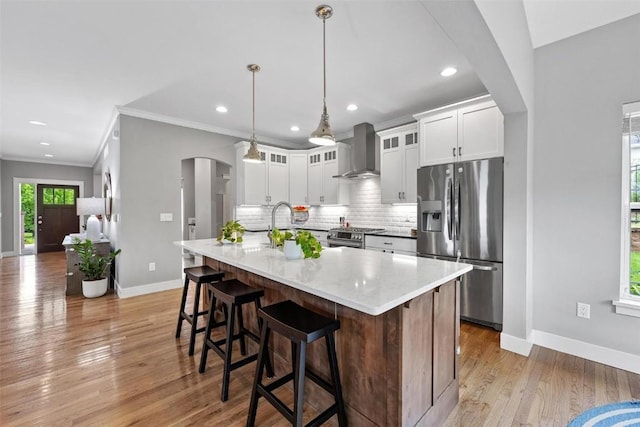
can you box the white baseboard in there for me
[500,332,533,356]
[532,330,640,375]
[116,279,182,298]
[2,251,18,258]
[502,328,639,374]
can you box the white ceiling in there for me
[1,1,639,167]
[523,0,640,48]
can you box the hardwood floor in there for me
[1,253,638,426]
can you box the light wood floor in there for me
[1,252,638,426]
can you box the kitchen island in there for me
[176,236,471,426]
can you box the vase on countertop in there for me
[284,240,303,260]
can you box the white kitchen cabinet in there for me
[414,95,503,167]
[267,150,289,204]
[307,144,351,205]
[307,152,323,205]
[235,142,267,205]
[235,142,289,205]
[289,152,308,206]
[457,100,504,162]
[379,123,418,204]
[365,234,416,256]
[417,110,458,166]
[308,230,328,248]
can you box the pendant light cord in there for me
[322,16,327,109]
[252,68,256,141]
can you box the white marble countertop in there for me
[175,235,471,316]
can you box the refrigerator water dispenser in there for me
[421,200,442,232]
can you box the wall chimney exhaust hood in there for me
[333,122,379,179]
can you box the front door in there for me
[36,185,79,253]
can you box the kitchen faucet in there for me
[268,201,294,248]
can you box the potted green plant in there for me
[72,238,121,298]
[271,228,322,259]
[217,220,245,244]
[294,230,322,259]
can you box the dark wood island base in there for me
[204,257,460,427]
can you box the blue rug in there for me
[567,401,640,426]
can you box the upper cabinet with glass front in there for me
[307,143,351,205]
[414,95,504,167]
[288,152,309,206]
[235,141,289,205]
[378,123,418,204]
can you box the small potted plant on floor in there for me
[217,220,245,244]
[72,238,121,298]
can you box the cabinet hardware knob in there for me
[452,147,456,157]
[458,147,462,156]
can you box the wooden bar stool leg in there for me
[221,302,237,402]
[255,299,274,378]
[199,294,217,373]
[188,281,202,356]
[237,304,247,356]
[175,275,190,338]
[292,341,307,427]
[222,302,229,324]
[326,334,347,426]
[247,324,271,427]
[290,341,297,377]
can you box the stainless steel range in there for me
[326,227,386,249]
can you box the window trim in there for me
[617,101,640,317]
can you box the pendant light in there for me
[243,64,263,163]
[309,4,336,146]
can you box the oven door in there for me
[327,238,362,249]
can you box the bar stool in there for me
[247,300,347,427]
[175,266,224,356]
[199,279,274,402]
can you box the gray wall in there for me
[99,117,121,283]
[0,160,2,257]
[117,115,236,290]
[474,0,535,344]
[533,14,640,355]
[1,160,94,253]
[194,158,215,239]
[181,158,195,240]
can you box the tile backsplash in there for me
[235,178,417,233]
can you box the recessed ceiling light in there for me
[44,154,53,158]
[346,104,358,111]
[216,106,228,113]
[40,142,50,146]
[290,126,300,132]
[440,67,457,77]
[29,120,47,126]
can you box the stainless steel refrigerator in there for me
[417,158,503,331]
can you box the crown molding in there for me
[374,115,419,134]
[0,155,93,168]
[115,106,305,149]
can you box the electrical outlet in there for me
[577,302,590,319]
[149,262,156,272]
